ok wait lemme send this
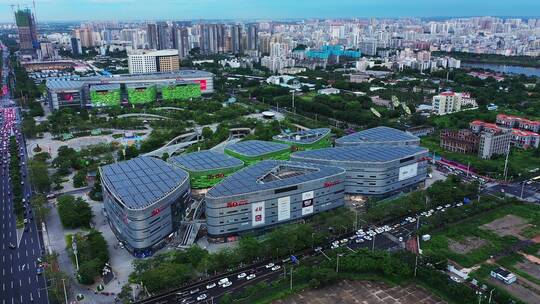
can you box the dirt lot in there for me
[274,280,446,304]
[448,236,488,254]
[515,260,540,281]
[489,277,540,304]
[480,215,531,240]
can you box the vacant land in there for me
[274,280,446,304]
[422,204,540,267]
[480,214,531,240]
[515,260,540,282]
[448,236,488,254]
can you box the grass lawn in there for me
[421,135,540,179]
[421,203,540,268]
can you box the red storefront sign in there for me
[324,180,342,188]
[226,200,248,208]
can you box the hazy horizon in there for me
[0,0,539,23]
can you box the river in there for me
[462,62,540,77]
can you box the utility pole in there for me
[520,181,525,199]
[291,90,295,112]
[503,146,510,182]
[477,181,482,203]
[414,254,419,277]
[62,279,68,304]
[289,266,293,290]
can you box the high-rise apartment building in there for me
[247,24,258,51]
[73,28,94,48]
[147,23,158,49]
[70,37,82,55]
[230,24,243,54]
[15,8,38,53]
[175,27,190,58]
[157,22,171,50]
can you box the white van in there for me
[218,278,230,286]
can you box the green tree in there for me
[31,194,50,221]
[73,170,87,188]
[28,158,51,193]
[57,195,93,228]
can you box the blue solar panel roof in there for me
[291,145,428,163]
[273,128,331,144]
[336,126,419,146]
[101,157,189,209]
[169,151,244,172]
[225,140,290,157]
[206,160,345,198]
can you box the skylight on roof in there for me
[257,165,319,184]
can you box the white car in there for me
[246,274,256,280]
[271,265,281,271]
[197,294,207,301]
[206,283,216,289]
[265,263,275,269]
[237,272,247,279]
[364,236,372,241]
[355,238,364,243]
[445,204,451,208]
[221,281,232,288]
[331,244,339,249]
[340,238,348,244]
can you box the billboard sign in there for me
[399,163,418,181]
[252,201,265,226]
[301,191,314,216]
[277,197,291,221]
[194,79,207,91]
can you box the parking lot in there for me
[275,280,446,304]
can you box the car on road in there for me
[340,238,348,244]
[355,238,364,243]
[265,263,275,269]
[246,274,256,280]
[36,267,44,275]
[450,276,461,283]
[221,281,232,288]
[189,288,199,295]
[237,272,247,279]
[196,294,207,301]
[206,283,216,289]
[218,278,230,286]
[271,265,281,271]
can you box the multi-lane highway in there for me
[0,42,49,304]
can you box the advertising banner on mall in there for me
[277,196,291,221]
[252,201,265,226]
[301,191,314,215]
[398,163,418,181]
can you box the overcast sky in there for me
[1,0,539,22]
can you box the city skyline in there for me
[1,0,540,22]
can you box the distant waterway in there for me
[462,62,540,77]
